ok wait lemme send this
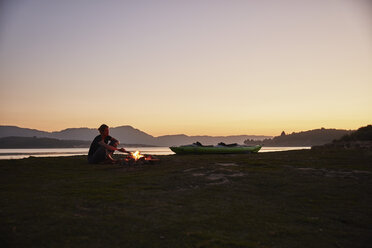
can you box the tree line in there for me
[244,128,353,147]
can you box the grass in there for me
[0,149,371,247]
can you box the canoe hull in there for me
[169,145,262,155]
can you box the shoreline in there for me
[0,146,312,160]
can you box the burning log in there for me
[119,151,160,166]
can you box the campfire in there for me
[131,151,144,161]
[120,150,160,165]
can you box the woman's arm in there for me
[98,140,117,151]
[98,140,127,153]
[110,137,119,144]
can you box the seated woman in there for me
[88,124,127,164]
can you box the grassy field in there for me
[0,149,371,247]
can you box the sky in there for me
[0,0,371,136]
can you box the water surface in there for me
[0,146,310,160]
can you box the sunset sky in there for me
[0,0,371,136]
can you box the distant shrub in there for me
[338,134,351,142]
[336,125,372,142]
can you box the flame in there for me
[131,151,144,161]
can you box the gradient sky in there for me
[0,0,371,136]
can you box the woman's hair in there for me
[98,124,108,134]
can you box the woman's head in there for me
[98,124,109,136]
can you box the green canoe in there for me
[170,145,262,155]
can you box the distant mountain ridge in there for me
[0,126,50,138]
[0,125,271,146]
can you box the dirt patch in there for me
[228,172,245,177]
[206,174,226,181]
[200,170,246,186]
[192,173,205,177]
[183,167,204,172]
[352,170,371,174]
[216,163,238,167]
[207,178,230,185]
[295,167,371,179]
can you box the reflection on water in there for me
[260,147,311,152]
[0,146,311,160]
[0,147,172,160]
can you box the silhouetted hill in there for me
[0,125,156,144]
[51,128,97,141]
[155,135,188,146]
[0,136,90,148]
[313,125,372,150]
[244,128,353,147]
[110,126,156,145]
[0,125,271,146]
[0,126,50,138]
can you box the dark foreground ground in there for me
[0,149,371,248]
